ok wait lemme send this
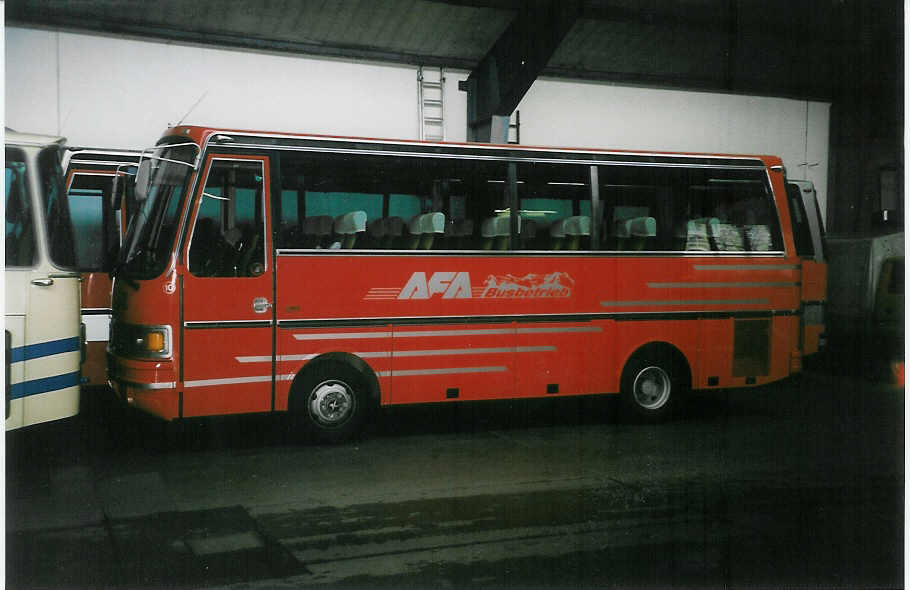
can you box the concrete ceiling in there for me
[7,0,897,102]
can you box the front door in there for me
[181,155,274,417]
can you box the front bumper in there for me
[107,352,179,420]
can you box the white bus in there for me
[5,130,83,429]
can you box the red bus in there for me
[62,148,140,387]
[107,125,826,441]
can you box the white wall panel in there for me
[6,26,829,219]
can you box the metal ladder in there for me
[418,66,445,141]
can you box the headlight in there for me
[110,322,172,359]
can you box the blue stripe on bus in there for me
[9,371,81,400]
[9,337,81,363]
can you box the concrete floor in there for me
[5,363,904,589]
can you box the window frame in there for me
[185,155,270,278]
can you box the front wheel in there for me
[620,353,685,421]
[290,361,368,443]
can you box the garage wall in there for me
[5,26,829,222]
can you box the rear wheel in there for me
[290,360,368,443]
[620,351,686,421]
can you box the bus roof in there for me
[162,124,782,165]
[5,128,66,148]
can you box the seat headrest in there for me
[616,216,656,238]
[408,212,445,235]
[551,215,590,237]
[334,211,367,235]
[481,215,514,237]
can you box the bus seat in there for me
[303,215,333,248]
[383,216,405,249]
[364,218,385,248]
[520,218,538,249]
[745,225,773,251]
[481,215,512,250]
[334,210,367,248]
[616,216,656,250]
[549,218,568,250]
[444,218,474,249]
[407,212,445,249]
[685,217,717,251]
[563,215,590,250]
[713,223,745,251]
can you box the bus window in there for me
[67,173,123,271]
[39,146,76,268]
[786,182,815,258]
[5,151,36,268]
[276,152,507,251]
[515,162,591,250]
[188,159,266,277]
[598,165,783,253]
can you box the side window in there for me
[515,162,591,250]
[276,152,506,251]
[598,165,670,251]
[598,164,783,252]
[188,159,266,277]
[67,173,119,271]
[5,149,36,267]
[786,182,815,258]
[39,146,76,268]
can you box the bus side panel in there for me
[81,271,114,386]
[801,260,827,302]
[5,316,26,430]
[20,273,82,428]
[391,322,515,404]
[614,319,701,388]
[515,321,601,398]
[274,324,393,411]
[697,319,733,389]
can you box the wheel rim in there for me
[632,366,672,410]
[308,379,355,428]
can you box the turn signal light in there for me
[144,331,165,353]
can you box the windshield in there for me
[38,146,77,268]
[118,143,197,279]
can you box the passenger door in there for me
[181,155,275,416]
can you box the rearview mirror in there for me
[135,160,151,203]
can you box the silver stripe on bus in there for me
[184,320,273,327]
[693,264,799,271]
[516,327,602,335]
[236,346,555,363]
[601,299,769,307]
[291,326,602,340]
[113,379,177,390]
[376,366,508,377]
[648,282,798,289]
[394,346,554,357]
[293,331,393,340]
[184,375,273,388]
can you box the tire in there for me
[290,360,368,443]
[620,351,686,422]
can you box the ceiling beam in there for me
[460,0,581,142]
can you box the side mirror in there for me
[135,160,151,203]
